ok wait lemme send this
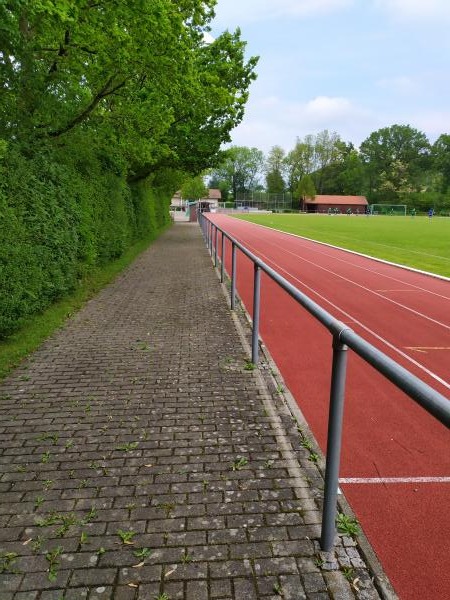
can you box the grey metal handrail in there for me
[199,213,450,551]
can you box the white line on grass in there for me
[235,219,450,284]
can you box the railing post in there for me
[208,222,212,254]
[231,242,237,310]
[214,225,218,267]
[252,264,261,364]
[221,232,225,283]
[321,332,349,551]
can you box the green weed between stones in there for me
[273,582,283,596]
[45,546,63,581]
[133,547,152,560]
[34,496,44,509]
[342,566,356,581]
[0,552,19,574]
[116,441,139,452]
[157,502,175,518]
[80,532,89,545]
[117,529,136,544]
[36,432,59,445]
[336,513,360,537]
[231,456,248,471]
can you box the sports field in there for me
[235,213,450,277]
[207,213,450,600]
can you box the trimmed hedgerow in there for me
[0,144,172,339]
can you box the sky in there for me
[209,0,450,155]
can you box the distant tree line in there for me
[0,0,258,338]
[208,126,450,213]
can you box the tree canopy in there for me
[0,1,260,338]
[0,0,258,182]
[208,146,265,199]
[208,124,450,214]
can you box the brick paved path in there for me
[0,224,386,599]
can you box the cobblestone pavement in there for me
[0,224,388,600]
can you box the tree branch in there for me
[48,77,128,137]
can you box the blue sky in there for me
[210,0,450,154]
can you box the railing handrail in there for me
[199,213,450,552]
[202,214,449,426]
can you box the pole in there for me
[251,264,261,364]
[221,232,225,283]
[320,333,349,551]
[231,243,237,310]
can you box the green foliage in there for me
[208,146,265,199]
[181,175,208,200]
[266,146,286,193]
[237,213,450,277]
[296,175,316,201]
[360,124,431,201]
[0,2,257,339]
[0,144,171,339]
[266,170,285,194]
[432,134,450,193]
[336,513,360,537]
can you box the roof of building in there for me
[306,195,368,205]
[172,188,221,202]
[207,189,221,200]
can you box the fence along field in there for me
[235,213,450,277]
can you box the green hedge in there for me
[0,145,171,339]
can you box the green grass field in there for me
[235,214,450,277]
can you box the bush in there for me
[0,144,173,339]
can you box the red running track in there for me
[208,214,450,600]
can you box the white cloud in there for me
[374,0,450,21]
[304,96,354,120]
[227,95,381,153]
[213,0,353,25]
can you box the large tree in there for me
[0,0,258,183]
[296,174,316,210]
[315,142,365,195]
[313,130,342,193]
[265,145,286,193]
[180,175,208,200]
[359,124,431,200]
[208,146,265,199]
[432,134,450,193]
[284,135,315,194]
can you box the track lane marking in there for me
[236,219,450,299]
[228,232,450,391]
[405,347,450,353]
[241,231,450,331]
[340,477,450,484]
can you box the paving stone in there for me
[0,224,383,599]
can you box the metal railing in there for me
[199,213,450,551]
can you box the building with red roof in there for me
[303,195,368,213]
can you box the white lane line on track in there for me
[339,477,450,484]
[230,234,450,391]
[241,220,450,297]
[248,233,450,331]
